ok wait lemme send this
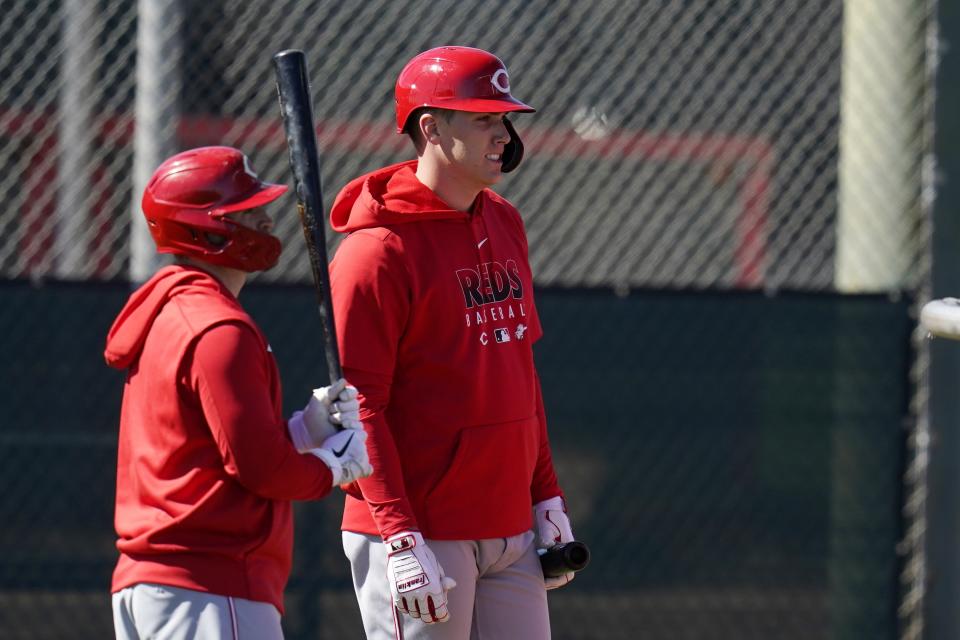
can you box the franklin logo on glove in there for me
[398,575,428,592]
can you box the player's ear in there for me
[419,112,440,144]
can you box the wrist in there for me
[385,530,424,555]
[534,496,565,513]
[287,411,315,453]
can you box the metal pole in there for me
[835,0,925,292]
[832,2,931,639]
[55,0,96,279]
[130,0,182,283]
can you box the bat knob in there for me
[539,541,591,578]
[274,49,304,61]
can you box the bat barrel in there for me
[272,50,323,212]
[273,49,343,384]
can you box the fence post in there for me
[130,0,182,283]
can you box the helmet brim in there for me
[215,182,289,216]
[437,97,535,114]
[399,98,535,132]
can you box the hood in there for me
[330,160,467,233]
[104,265,231,369]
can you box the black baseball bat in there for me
[272,49,342,387]
[539,541,591,578]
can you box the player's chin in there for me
[480,166,504,186]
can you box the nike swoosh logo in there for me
[477,238,488,248]
[333,433,354,457]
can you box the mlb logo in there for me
[494,328,511,343]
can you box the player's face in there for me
[439,111,511,188]
[227,206,275,235]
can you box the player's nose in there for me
[250,208,274,233]
[493,119,510,145]
[257,214,274,234]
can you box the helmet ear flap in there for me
[501,117,524,173]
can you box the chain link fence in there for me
[0,1,938,638]
[0,0,933,292]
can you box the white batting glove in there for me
[386,531,457,624]
[287,378,361,452]
[534,497,576,590]
[310,428,373,485]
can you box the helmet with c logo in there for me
[394,46,534,132]
[141,146,287,272]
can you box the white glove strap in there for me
[534,496,566,513]
[387,531,423,554]
[534,496,573,549]
[287,411,315,453]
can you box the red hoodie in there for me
[104,265,333,612]
[330,160,563,540]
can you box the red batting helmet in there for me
[141,146,288,272]
[395,46,535,172]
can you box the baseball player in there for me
[105,146,373,639]
[329,47,576,639]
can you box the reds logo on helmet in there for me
[490,69,510,94]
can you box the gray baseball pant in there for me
[343,530,550,640]
[112,582,283,640]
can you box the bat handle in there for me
[539,541,591,578]
[324,327,342,383]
